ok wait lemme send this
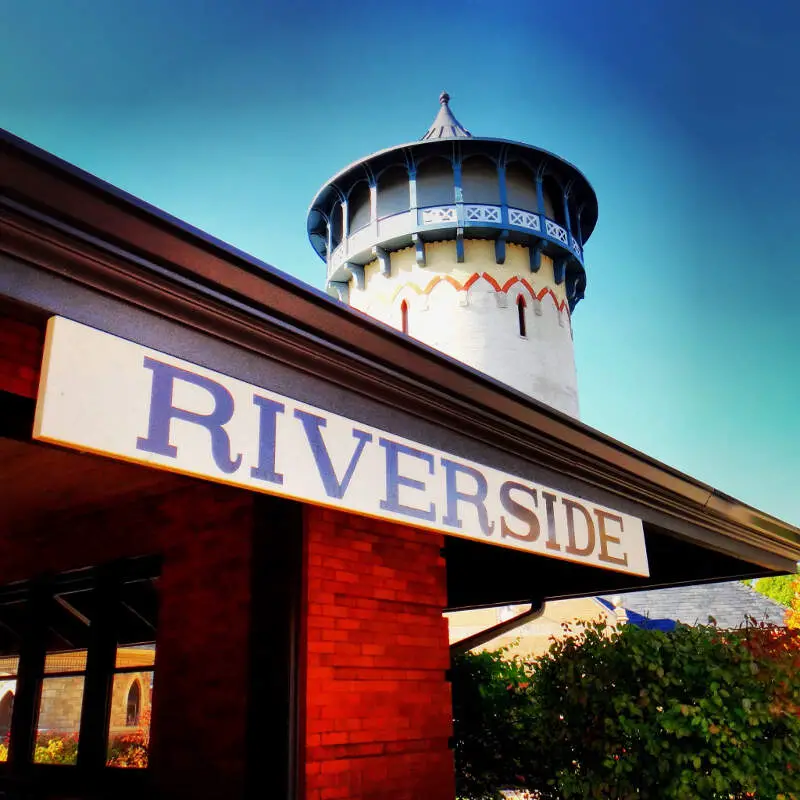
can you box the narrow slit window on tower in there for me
[517,295,527,337]
[401,300,409,334]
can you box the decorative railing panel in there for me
[545,219,569,245]
[348,225,374,255]
[329,205,584,278]
[377,210,414,240]
[464,204,501,223]
[330,244,347,270]
[508,208,541,231]
[420,206,457,225]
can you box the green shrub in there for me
[751,574,797,608]
[33,731,79,765]
[453,622,800,800]
[451,646,538,799]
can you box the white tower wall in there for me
[308,94,596,422]
[350,240,579,417]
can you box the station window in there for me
[34,587,93,765]
[0,597,25,766]
[0,559,159,779]
[0,599,22,765]
[106,576,158,769]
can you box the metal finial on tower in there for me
[422,92,471,140]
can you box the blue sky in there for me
[3,0,798,526]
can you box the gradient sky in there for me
[2,0,798,526]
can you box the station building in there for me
[0,97,798,800]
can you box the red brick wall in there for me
[1,307,457,798]
[304,507,455,800]
[0,480,254,800]
[0,312,45,399]
[151,485,253,800]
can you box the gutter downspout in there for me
[449,599,546,655]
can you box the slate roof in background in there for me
[598,581,788,631]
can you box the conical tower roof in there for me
[421,92,471,140]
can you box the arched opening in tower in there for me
[416,158,454,208]
[505,161,538,211]
[377,165,410,219]
[461,155,500,206]
[347,181,371,233]
[329,202,343,250]
[541,175,565,226]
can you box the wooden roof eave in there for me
[1,130,798,573]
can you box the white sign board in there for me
[33,316,649,576]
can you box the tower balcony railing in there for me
[327,203,583,280]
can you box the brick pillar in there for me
[151,486,254,800]
[304,507,455,800]
[0,313,45,398]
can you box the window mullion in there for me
[76,568,119,771]
[8,581,48,773]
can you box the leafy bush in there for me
[451,646,540,799]
[33,731,79,764]
[751,574,797,608]
[452,621,800,800]
[106,730,149,768]
[786,576,800,630]
[0,724,150,768]
[106,709,151,768]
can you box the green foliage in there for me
[33,731,79,764]
[452,622,800,800]
[451,646,538,800]
[752,574,797,608]
[106,708,151,768]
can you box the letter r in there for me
[136,357,242,474]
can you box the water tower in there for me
[306,93,597,418]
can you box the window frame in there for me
[0,556,159,793]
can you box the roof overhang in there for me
[1,129,798,610]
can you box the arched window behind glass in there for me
[0,691,13,736]
[126,680,141,727]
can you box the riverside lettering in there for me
[134,357,632,569]
[34,317,648,575]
